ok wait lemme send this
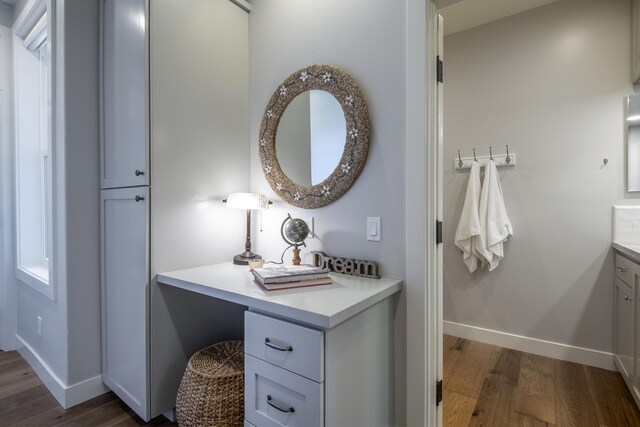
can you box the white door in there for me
[100,0,149,189]
[101,186,150,420]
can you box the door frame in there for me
[406,0,442,426]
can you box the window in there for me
[14,8,53,298]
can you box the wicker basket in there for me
[176,341,244,426]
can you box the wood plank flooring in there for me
[3,338,640,426]
[0,350,176,426]
[443,335,640,427]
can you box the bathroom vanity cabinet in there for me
[612,244,640,409]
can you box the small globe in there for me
[284,218,309,244]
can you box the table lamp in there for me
[224,193,270,265]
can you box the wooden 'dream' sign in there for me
[312,251,380,279]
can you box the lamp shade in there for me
[225,193,269,210]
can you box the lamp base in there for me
[233,251,263,265]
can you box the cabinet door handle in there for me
[135,195,145,202]
[617,266,628,272]
[264,338,293,352]
[625,295,633,302]
[267,395,295,413]
[135,169,145,176]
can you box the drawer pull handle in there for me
[626,295,633,302]
[135,169,145,176]
[135,195,145,202]
[267,395,295,413]
[264,338,293,352]
[617,266,628,272]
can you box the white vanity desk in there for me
[157,262,402,427]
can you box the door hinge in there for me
[436,379,443,406]
[436,220,443,244]
[436,56,443,84]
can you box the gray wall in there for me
[443,0,635,353]
[63,0,101,385]
[17,0,101,388]
[0,2,13,27]
[12,0,27,22]
[249,1,407,423]
[276,91,311,187]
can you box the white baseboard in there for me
[16,335,108,408]
[443,321,616,371]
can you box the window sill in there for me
[16,265,54,300]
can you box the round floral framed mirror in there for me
[259,64,370,209]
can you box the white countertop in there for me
[612,242,640,264]
[156,262,402,329]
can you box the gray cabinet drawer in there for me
[245,355,323,427]
[245,311,324,382]
[616,254,636,288]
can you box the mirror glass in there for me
[276,90,346,187]
[629,94,640,192]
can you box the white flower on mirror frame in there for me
[322,72,332,83]
[349,128,358,139]
[341,163,351,173]
[266,110,274,118]
[265,165,272,174]
[276,182,283,190]
[280,85,287,96]
[300,71,309,82]
[260,138,267,147]
[345,95,354,107]
[294,192,301,201]
[322,185,331,197]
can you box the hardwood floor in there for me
[4,338,639,426]
[443,335,640,427]
[0,350,176,426]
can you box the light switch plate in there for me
[302,217,314,239]
[367,217,381,242]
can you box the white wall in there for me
[443,0,635,354]
[149,0,250,416]
[249,1,407,423]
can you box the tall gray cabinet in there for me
[100,0,250,420]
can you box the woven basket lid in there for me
[188,341,244,379]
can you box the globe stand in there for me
[292,247,301,265]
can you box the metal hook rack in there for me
[453,145,516,170]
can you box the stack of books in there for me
[252,265,332,291]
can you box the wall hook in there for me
[473,148,477,162]
[489,146,494,161]
[457,150,463,167]
[505,145,511,164]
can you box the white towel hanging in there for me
[455,161,483,273]
[474,159,513,271]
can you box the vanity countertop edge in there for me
[156,262,402,330]
[612,242,640,264]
